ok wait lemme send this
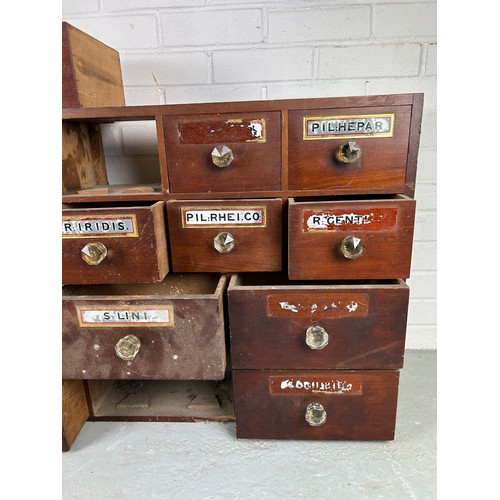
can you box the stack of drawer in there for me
[62,91,423,446]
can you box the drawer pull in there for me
[305,403,327,427]
[211,145,234,168]
[305,325,329,350]
[214,232,235,253]
[115,335,141,361]
[340,235,365,260]
[81,242,107,265]
[335,141,361,164]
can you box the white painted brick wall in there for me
[63,0,437,349]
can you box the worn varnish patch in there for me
[178,118,266,144]
[267,293,369,318]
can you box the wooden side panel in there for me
[62,379,89,451]
[232,370,400,440]
[164,112,281,193]
[228,282,409,369]
[62,203,169,284]
[64,22,125,108]
[62,122,108,194]
[288,197,416,280]
[62,22,79,108]
[167,199,282,272]
[288,105,412,194]
[405,93,424,197]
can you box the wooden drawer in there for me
[167,199,282,273]
[163,112,281,193]
[288,105,412,194]
[288,195,415,280]
[62,202,169,284]
[232,370,399,440]
[228,274,408,370]
[62,274,227,380]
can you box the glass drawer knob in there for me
[211,145,234,168]
[214,232,235,253]
[115,335,141,361]
[340,236,365,260]
[305,403,327,427]
[81,242,107,265]
[335,141,361,164]
[305,325,329,350]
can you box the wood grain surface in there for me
[288,195,416,280]
[62,275,227,380]
[228,274,409,369]
[232,369,400,440]
[167,198,282,272]
[62,202,169,284]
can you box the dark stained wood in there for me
[155,115,170,194]
[405,93,425,197]
[288,105,412,193]
[62,379,89,451]
[232,369,400,440]
[167,199,282,272]
[62,22,125,109]
[62,122,108,195]
[87,379,234,421]
[62,94,416,121]
[228,274,409,370]
[62,274,227,380]
[288,195,416,280]
[62,22,79,108]
[62,202,169,284]
[164,112,281,193]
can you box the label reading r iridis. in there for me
[62,215,138,238]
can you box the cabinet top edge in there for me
[62,94,421,121]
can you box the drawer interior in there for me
[63,273,222,297]
[63,119,163,199]
[87,379,234,421]
[232,272,401,287]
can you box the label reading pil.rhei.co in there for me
[181,207,266,228]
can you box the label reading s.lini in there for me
[62,215,138,238]
[76,305,174,328]
[304,114,394,140]
[182,207,266,228]
[303,208,397,232]
[270,375,363,396]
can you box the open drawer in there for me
[62,274,227,380]
[228,273,409,370]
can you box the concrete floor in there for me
[62,350,436,499]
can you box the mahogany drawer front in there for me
[232,370,399,440]
[228,274,409,370]
[167,199,282,273]
[62,274,227,380]
[163,112,281,193]
[62,202,169,285]
[288,195,415,280]
[288,105,412,194]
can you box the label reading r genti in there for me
[62,215,138,238]
[76,305,174,328]
[303,114,394,140]
[182,207,266,228]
